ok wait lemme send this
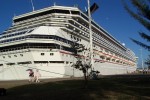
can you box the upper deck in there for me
[13,6,79,23]
[12,6,126,50]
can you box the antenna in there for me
[12,13,16,25]
[85,7,87,12]
[54,2,56,6]
[31,0,35,11]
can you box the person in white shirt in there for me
[34,69,41,83]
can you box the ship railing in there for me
[13,13,70,28]
[26,48,60,52]
[0,49,30,55]
[11,13,72,31]
[0,48,61,56]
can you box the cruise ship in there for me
[0,5,137,80]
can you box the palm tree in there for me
[122,0,150,67]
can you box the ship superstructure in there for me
[0,5,137,80]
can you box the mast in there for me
[87,0,94,70]
[31,0,35,11]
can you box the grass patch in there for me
[0,75,150,100]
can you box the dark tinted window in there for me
[71,11,80,15]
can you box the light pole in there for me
[140,48,144,70]
[87,0,94,70]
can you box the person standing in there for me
[34,69,41,83]
[29,69,34,82]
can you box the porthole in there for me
[41,53,45,56]
[50,53,54,56]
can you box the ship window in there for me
[17,61,32,64]
[71,11,80,15]
[71,35,73,38]
[50,53,54,56]
[112,59,115,62]
[100,56,105,59]
[106,58,110,61]
[14,55,17,57]
[55,9,70,14]
[34,61,48,63]
[41,53,45,56]
[3,56,5,58]
[49,61,64,63]
[6,63,15,65]
[8,56,11,58]
[0,64,3,66]
[66,61,69,64]
[20,54,23,56]
[81,13,88,20]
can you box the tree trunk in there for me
[83,72,88,88]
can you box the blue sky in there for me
[0,0,149,68]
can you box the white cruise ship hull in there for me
[0,50,136,80]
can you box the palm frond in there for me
[130,38,150,51]
[139,32,150,42]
